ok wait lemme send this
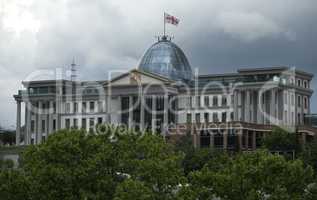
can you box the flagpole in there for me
[163,12,166,37]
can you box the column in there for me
[140,96,145,131]
[252,131,257,150]
[26,102,32,145]
[48,101,53,135]
[210,131,214,149]
[238,129,243,151]
[233,91,239,121]
[128,96,133,129]
[16,101,21,146]
[245,90,251,122]
[301,132,307,147]
[37,101,42,144]
[163,95,169,137]
[244,130,249,150]
[270,89,276,125]
[223,130,228,150]
[257,91,262,124]
[151,96,156,133]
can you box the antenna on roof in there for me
[70,57,77,81]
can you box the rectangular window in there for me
[65,118,70,129]
[284,93,287,104]
[73,102,78,113]
[221,112,227,122]
[53,119,56,130]
[213,96,218,107]
[31,120,35,132]
[204,113,209,123]
[298,96,301,107]
[204,96,209,107]
[90,102,95,112]
[65,103,71,113]
[98,101,103,112]
[53,102,56,113]
[221,96,227,106]
[213,113,219,122]
[97,117,103,124]
[89,118,95,127]
[41,120,45,133]
[195,113,200,123]
[297,79,301,87]
[304,81,308,88]
[82,102,87,113]
[73,118,78,129]
[82,118,86,129]
[197,96,201,107]
[304,97,308,109]
[186,113,192,123]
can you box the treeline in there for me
[1,126,317,200]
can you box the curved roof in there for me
[138,36,193,81]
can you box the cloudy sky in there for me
[0,0,316,128]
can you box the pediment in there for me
[107,69,174,86]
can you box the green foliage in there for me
[186,150,314,200]
[0,127,316,200]
[301,138,317,173]
[262,127,300,152]
[21,129,118,199]
[113,179,153,200]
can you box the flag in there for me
[165,13,179,26]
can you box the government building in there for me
[13,35,317,150]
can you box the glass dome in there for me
[138,36,193,81]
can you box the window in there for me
[65,119,70,129]
[186,113,192,123]
[98,101,103,112]
[53,119,56,130]
[97,117,103,124]
[284,93,287,104]
[213,96,218,107]
[304,97,308,109]
[221,112,227,122]
[195,113,200,123]
[291,94,294,106]
[221,96,227,106]
[82,118,86,129]
[82,102,87,113]
[213,113,219,122]
[53,102,56,113]
[204,113,209,123]
[74,102,78,113]
[89,118,95,127]
[90,101,95,112]
[297,79,301,87]
[73,119,78,129]
[197,96,201,107]
[41,120,45,133]
[65,103,71,113]
[297,113,301,124]
[298,96,301,107]
[304,81,308,88]
[204,96,209,107]
[31,120,35,132]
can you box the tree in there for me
[21,129,119,200]
[262,127,300,153]
[113,179,153,200]
[186,150,314,200]
[113,131,185,200]
[301,138,317,173]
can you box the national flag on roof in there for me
[165,13,179,26]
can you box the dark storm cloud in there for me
[0,0,317,127]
